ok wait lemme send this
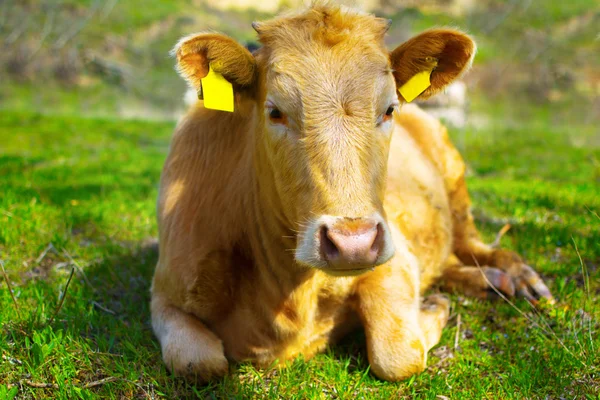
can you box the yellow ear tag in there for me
[398,69,432,103]
[201,64,234,112]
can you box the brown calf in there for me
[151,4,553,382]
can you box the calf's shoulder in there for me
[395,104,466,193]
[158,103,256,252]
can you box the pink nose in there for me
[319,218,383,269]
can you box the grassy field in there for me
[1,0,599,398]
[0,97,598,399]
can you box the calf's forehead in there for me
[264,42,393,115]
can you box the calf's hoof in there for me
[369,336,427,382]
[370,348,426,382]
[161,329,229,383]
[421,293,450,315]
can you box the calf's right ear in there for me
[172,33,257,91]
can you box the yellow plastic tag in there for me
[201,64,234,112]
[398,70,432,103]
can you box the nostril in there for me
[370,223,384,256]
[320,225,340,261]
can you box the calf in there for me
[151,4,553,382]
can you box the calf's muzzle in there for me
[295,213,395,274]
[320,218,384,268]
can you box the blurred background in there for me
[1,0,598,126]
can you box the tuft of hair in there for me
[253,2,390,48]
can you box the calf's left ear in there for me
[390,29,475,102]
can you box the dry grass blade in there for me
[35,243,57,264]
[491,223,511,248]
[21,376,118,389]
[2,354,23,365]
[62,248,96,291]
[92,301,116,315]
[0,260,21,319]
[454,313,462,350]
[572,237,594,355]
[585,206,599,221]
[49,267,75,324]
[121,379,154,399]
[572,237,591,297]
[82,376,119,388]
[23,380,59,388]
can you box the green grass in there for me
[1,1,598,397]
[0,101,598,398]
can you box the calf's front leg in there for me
[151,291,229,382]
[355,250,449,381]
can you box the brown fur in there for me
[391,29,476,101]
[151,4,553,383]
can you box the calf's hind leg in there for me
[448,178,554,303]
[440,254,517,300]
[151,293,228,382]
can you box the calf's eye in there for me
[270,108,282,119]
[381,106,395,123]
[268,107,288,125]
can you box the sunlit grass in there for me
[0,106,598,398]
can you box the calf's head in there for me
[173,6,475,275]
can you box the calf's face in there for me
[256,24,399,275]
[173,9,475,275]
